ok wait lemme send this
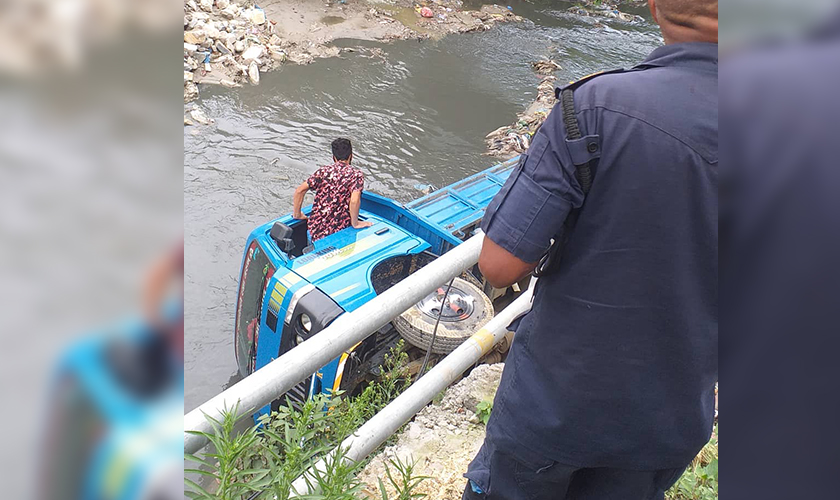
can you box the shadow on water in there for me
[184,2,662,411]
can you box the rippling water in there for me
[184,0,662,410]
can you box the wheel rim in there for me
[415,285,476,322]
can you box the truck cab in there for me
[234,158,518,421]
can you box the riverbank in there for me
[184,0,522,103]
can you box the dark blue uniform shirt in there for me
[479,42,718,472]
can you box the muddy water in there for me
[184,0,662,411]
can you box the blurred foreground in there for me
[0,0,182,497]
[721,0,840,498]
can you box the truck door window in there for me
[235,241,274,377]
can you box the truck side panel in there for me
[406,157,518,240]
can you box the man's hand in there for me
[478,236,538,288]
[353,220,373,229]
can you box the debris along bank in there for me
[485,59,560,158]
[184,0,522,103]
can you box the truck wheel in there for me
[394,277,494,354]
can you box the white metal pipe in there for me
[185,232,484,454]
[290,283,534,496]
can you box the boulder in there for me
[184,71,194,82]
[241,44,265,61]
[268,46,287,62]
[189,107,214,125]
[184,30,206,45]
[243,7,266,25]
[248,61,260,84]
[199,0,213,12]
[184,82,199,103]
[216,0,229,9]
[185,56,199,70]
[215,40,231,55]
[234,40,245,53]
[221,5,238,19]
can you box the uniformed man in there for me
[464,0,718,499]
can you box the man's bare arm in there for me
[478,236,538,288]
[293,182,309,219]
[350,190,372,229]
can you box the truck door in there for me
[234,241,275,378]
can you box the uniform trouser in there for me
[462,445,685,500]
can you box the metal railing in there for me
[184,232,485,454]
[290,283,534,495]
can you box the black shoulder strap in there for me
[533,87,599,278]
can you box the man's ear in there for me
[348,153,353,164]
[648,0,659,24]
[333,155,337,163]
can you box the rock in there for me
[215,0,229,9]
[184,30,206,45]
[184,42,199,53]
[184,81,199,103]
[268,46,287,62]
[184,71,194,82]
[186,0,198,12]
[234,40,245,53]
[199,0,213,12]
[220,79,241,88]
[215,40,231,55]
[189,107,214,125]
[241,44,265,61]
[221,5,238,19]
[248,61,260,84]
[243,7,266,25]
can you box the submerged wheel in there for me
[394,277,494,354]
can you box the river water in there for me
[184,0,662,411]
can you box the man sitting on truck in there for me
[292,137,373,241]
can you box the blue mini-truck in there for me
[234,157,518,421]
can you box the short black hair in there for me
[331,138,353,162]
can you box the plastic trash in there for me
[420,6,433,18]
[507,5,513,11]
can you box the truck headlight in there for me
[300,313,312,332]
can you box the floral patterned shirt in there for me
[306,161,365,241]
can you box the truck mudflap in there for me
[405,157,518,240]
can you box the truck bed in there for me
[406,157,518,240]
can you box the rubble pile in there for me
[485,61,561,158]
[358,364,505,500]
[184,0,522,105]
[184,0,308,103]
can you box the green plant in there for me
[300,446,364,500]
[185,341,416,500]
[666,424,718,500]
[377,455,430,500]
[476,399,493,425]
[184,403,266,499]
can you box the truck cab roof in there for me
[251,210,430,311]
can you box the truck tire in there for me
[394,277,494,354]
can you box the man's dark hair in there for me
[331,138,353,162]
